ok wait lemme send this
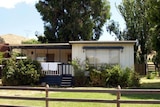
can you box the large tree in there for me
[36,0,110,43]
[118,0,152,64]
[147,1,160,71]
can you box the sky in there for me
[0,0,125,40]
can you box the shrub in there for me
[105,66,140,87]
[119,67,132,87]
[146,72,156,79]
[105,65,122,87]
[71,59,140,88]
[89,68,106,86]
[2,58,42,86]
[71,59,89,86]
[130,72,140,87]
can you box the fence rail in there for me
[0,85,160,107]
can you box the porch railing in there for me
[41,62,73,76]
[58,64,74,76]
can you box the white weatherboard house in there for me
[9,40,136,86]
[70,41,135,68]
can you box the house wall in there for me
[22,49,71,63]
[71,43,135,68]
[119,44,134,68]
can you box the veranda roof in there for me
[9,43,71,49]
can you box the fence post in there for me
[117,85,121,107]
[45,84,49,107]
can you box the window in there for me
[109,50,120,64]
[36,53,46,62]
[86,50,97,65]
[85,49,120,65]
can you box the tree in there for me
[35,0,110,43]
[118,0,152,64]
[147,1,160,74]
[22,39,41,44]
[106,20,126,40]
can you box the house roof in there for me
[9,40,136,49]
[69,40,136,44]
[9,43,71,49]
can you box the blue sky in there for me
[0,0,125,40]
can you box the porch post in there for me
[59,49,61,62]
[46,49,48,62]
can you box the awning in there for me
[83,46,124,50]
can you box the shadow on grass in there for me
[119,80,160,100]
[121,93,160,100]
[140,82,160,89]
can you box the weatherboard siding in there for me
[72,43,134,68]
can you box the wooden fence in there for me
[0,85,160,107]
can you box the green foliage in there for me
[105,65,122,87]
[105,65,140,87]
[22,39,41,44]
[89,67,106,86]
[0,52,4,64]
[118,0,152,64]
[71,59,140,87]
[35,0,110,43]
[152,53,160,68]
[71,59,89,86]
[2,58,42,86]
[148,1,160,73]
[106,20,125,40]
[146,72,155,79]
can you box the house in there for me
[70,41,135,69]
[9,40,136,86]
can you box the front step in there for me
[61,76,72,87]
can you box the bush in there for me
[71,59,89,86]
[105,65,140,87]
[71,59,140,88]
[130,72,140,87]
[89,68,106,86]
[2,58,42,86]
[146,72,156,79]
[105,65,122,87]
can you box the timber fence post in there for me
[117,85,121,107]
[45,84,49,107]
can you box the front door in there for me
[46,54,54,62]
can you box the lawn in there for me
[140,76,160,88]
[0,77,160,107]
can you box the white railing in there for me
[41,62,61,76]
[41,62,74,76]
[42,70,60,76]
[58,64,74,76]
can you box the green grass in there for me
[0,88,160,107]
[0,77,160,107]
[140,76,160,88]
